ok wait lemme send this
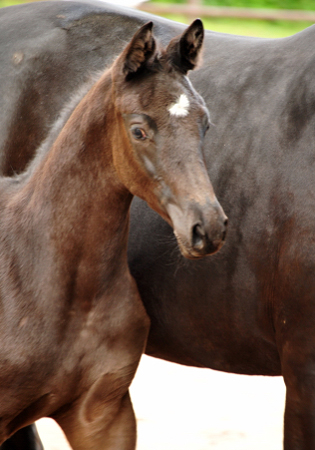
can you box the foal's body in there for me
[0,43,146,450]
[0,79,146,448]
[0,20,226,448]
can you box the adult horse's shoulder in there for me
[0,0,184,177]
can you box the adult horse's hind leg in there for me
[54,388,137,450]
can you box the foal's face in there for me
[112,21,227,258]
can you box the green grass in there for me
[162,14,314,37]
[0,0,32,7]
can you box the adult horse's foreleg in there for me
[280,316,315,449]
[282,353,315,449]
[0,425,43,450]
[54,383,137,450]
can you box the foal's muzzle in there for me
[168,200,228,259]
[190,215,228,257]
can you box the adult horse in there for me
[0,16,227,449]
[1,1,315,448]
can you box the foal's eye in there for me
[203,119,210,134]
[131,127,147,140]
[201,113,210,137]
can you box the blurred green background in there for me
[0,0,314,38]
[152,0,315,8]
[144,0,315,37]
[157,14,314,38]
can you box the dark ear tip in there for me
[143,21,154,32]
[122,21,155,78]
[191,18,203,28]
[189,18,204,35]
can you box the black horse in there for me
[1,1,315,448]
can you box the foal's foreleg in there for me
[54,369,139,450]
[54,281,148,449]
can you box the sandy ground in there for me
[36,355,286,450]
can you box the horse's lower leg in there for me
[283,385,315,449]
[281,332,315,449]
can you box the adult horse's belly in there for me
[129,198,282,376]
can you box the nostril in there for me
[222,217,228,241]
[192,223,205,249]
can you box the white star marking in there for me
[168,94,190,117]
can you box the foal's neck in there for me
[38,73,125,193]
[6,71,132,279]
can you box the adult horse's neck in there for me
[1,71,133,303]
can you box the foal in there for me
[0,20,226,449]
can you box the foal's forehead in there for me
[144,72,205,113]
[121,71,207,122]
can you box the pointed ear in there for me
[121,22,156,79]
[166,19,204,74]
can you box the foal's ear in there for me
[122,22,156,78]
[166,19,204,74]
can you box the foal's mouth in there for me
[174,230,225,260]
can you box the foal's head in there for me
[110,20,227,259]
